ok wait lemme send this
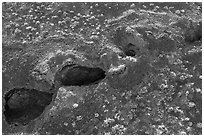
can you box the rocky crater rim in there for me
[4,88,53,126]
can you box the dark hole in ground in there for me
[124,43,138,56]
[125,49,136,56]
[4,88,53,126]
[55,65,106,86]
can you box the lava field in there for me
[2,2,202,135]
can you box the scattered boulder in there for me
[107,58,149,89]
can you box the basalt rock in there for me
[113,26,145,57]
[54,64,106,87]
[184,21,202,43]
[2,2,202,135]
[4,88,53,126]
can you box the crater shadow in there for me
[55,65,106,86]
[4,88,53,126]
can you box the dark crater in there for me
[125,49,136,56]
[55,64,106,86]
[4,88,53,126]
[124,43,137,57]
[122,43,142,57]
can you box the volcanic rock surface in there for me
[2,2,202,135]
